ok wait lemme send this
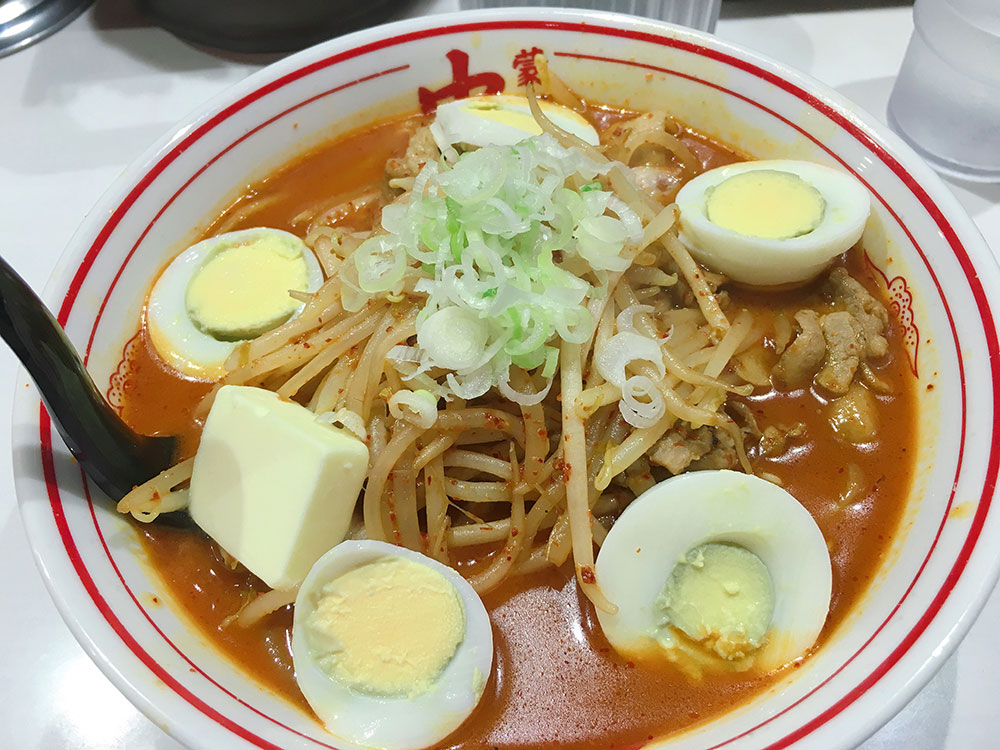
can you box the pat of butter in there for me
[189,385,369,589]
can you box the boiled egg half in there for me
[147,227,323,379]
[292,540,493,750]
[595,470,832,673]
[430,94,600,151]
[675,160,870,286]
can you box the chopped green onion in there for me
[417,307,490,371]
[388,389,439,429]
[541,346,560,378]
[354,235,407,294]
[354,133,642,401]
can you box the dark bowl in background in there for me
[135,0,402,53]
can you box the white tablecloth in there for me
[2,1,998,747]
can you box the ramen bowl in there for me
[12,8,1000,750]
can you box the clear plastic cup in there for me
[456,0,721,34]
[887,0,1000,182]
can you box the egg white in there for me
[292,540,494,750]
[430,94,600,151]
[146,228,323,379]
[595,470,832,672]
[675,159,871,287]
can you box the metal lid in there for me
[0,0,94,57]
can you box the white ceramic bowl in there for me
[12,8,1000,750]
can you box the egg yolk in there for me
[304,556,466,698]
[433,94,600,149]
[656,542,774,661]
[705,169,826,240]
[185,237,310,341]
[462,99,545,137]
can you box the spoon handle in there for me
[0,256,176,501]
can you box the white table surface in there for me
[2,1,999,748]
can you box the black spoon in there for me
[0,255,177,501]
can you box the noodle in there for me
[117,458,194,523]
[212,194,281,235]
[425,456,452,562]
[443,449,513,479]
[703,310,755,380]
[560,341,618,614]
[219,302,386,394]
[546,512,571,566]
[414,434,456,471]
[662,232,730,341]
[233,585,299,628]
[513,369,549,488]
[526,82,604,163]
[126,73,781,604]
[308,349,359,413]
[277,310,387,399]
[621,115,700,176]
[576,382,624,418]
[363,422,425,542]
[226,287,343,369]
[513,544,552,576]
[448,518,509,547]
[445,480,510,504]
[344,305,418,419]
[466,444,526,593]
[435,409,525,446]
[392,447,423,549]
[309,190,381,231]
[596,413,675,491]
[533,53,585,113]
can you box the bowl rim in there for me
[13,7,1000,750]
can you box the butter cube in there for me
[189,385,369,589]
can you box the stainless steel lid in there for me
[0,0,93,57]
